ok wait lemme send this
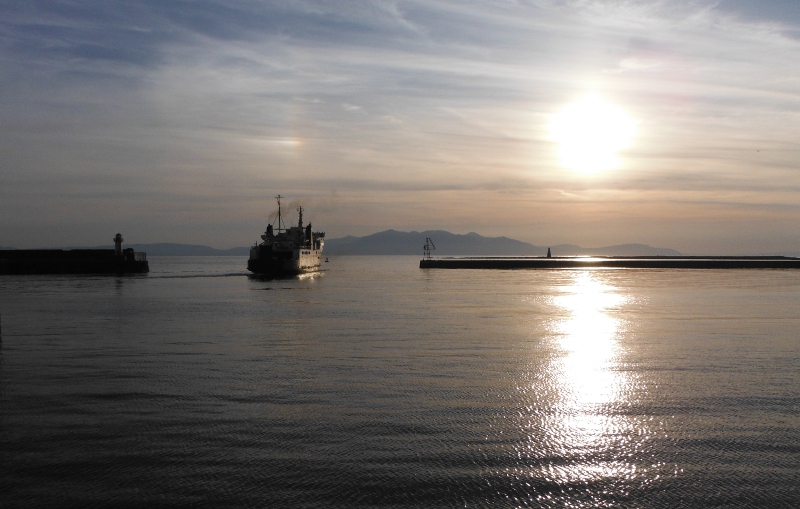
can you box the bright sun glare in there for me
[551,95,636,174]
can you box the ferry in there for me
[247,195,325,276]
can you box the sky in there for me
[2,0,800,253]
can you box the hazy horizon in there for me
[3,1,800,254]
[6,227,800,257]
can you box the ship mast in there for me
[275,194,285,233]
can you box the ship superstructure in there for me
[247,195,325,276]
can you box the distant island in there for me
[0,243,250,256]
[122,243,251,256]
[9,231,796,257]
[1,233,681,256]
[128,230,681,256]
[323,230,681,256]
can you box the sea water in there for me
[1,256,798,507]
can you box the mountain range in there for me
[323,230,681,256]
[0,231,683,256]
[123,243,251,256]
[0,243,250,256]
[26,230,798,256]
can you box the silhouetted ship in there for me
[0,234,148,274]
[247,195,325,276]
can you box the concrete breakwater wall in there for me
[419,256,800,270]
[0,249,149,274]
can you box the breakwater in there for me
[0,249,149,275]
[420,256,800,269]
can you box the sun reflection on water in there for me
[553,273,627,408]
[537,271,645,487]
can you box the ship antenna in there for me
[424,237,435,260]
[275,194,284,233]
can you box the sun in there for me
[550,95,636,174]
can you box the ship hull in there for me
[247,247,322,276]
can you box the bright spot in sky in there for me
[551,95,636,173]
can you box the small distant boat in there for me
[247,195,325,276]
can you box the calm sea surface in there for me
[1,256,798,508]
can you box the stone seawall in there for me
[0,249,149,274]
[420,256,800,269]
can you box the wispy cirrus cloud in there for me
[1,1,799,252]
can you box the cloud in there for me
[1,0,800,252]
[713,0,800,26]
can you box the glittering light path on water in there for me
[0,257,798,507]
